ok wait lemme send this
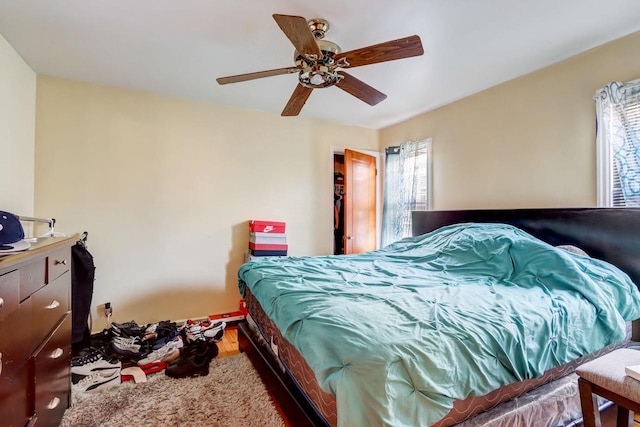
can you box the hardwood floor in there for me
[218,326,240,358]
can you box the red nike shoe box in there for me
[248,242,288,251]
[249,220,286,233]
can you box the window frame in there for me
[381,138,432,246]
[595,79,640,207]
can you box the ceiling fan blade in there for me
[334,35,424,68]
[273,14,323,58]
[282,84,313,116]
[217,67,298,85]
[336,72,387,106]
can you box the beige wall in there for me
[35,77,378,328]
[29,30,640,329]
[0,33,36,216]
[380,31,640,210]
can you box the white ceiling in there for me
[2,0,640,129]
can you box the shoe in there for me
[165,353,210,378]
[169,341,218,366]
[149,322,179,349]
[112,336,144,358]
[137,336,183,366]
[110,320,138,330]
[180,320,226,343]
[111,320,146,338]
[88,329,112,350]
[180,320,207,343]
[201,320,226,342]
[72,369,121,393]
[71,347,122,378]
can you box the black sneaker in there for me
[177,340,218,361]
[111,320,147,338]
[165,353,210,378]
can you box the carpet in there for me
[60,353,285,427]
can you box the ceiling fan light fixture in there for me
[295,38,343,89]
[298,67,342,89]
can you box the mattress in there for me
[239,224,640,426]
[245,287,629,426]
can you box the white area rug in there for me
[60,353,285,427]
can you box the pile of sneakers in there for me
[71,347,122,394]
[71,317,227,394]
[110,319,180,360]
[163,319,226,378]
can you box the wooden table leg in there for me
[579,377,602,427]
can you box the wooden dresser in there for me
[0,236,76,427]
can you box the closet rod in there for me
[18,215,56,236]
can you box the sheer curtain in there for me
[595,79,640,206]
[382,139,432,247]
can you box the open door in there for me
[344,149,377,254]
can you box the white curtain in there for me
[382,139,431,246]
[595,79,640,206]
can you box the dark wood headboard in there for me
[411,208,640,290]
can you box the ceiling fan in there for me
[216,14,424,116]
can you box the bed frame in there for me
[239,207,640,427]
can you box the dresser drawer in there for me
[0,361,30,427]
[20,258,46,301]
[33,314,71,427]
[0,297,32,378]
[32,272,70,347]
[47,247,71,284]
[0,270,19,321]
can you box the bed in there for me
[237,207,640,427]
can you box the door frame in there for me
[330,146,383,253]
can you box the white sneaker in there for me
[137,336,183,366]
[202,320,226,342]
[72,369,120,394]
[181,320,226,343]
[112,336,143,357]
[180,320,206,343]
[71,348,122,376]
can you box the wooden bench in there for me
[577,348,640,427]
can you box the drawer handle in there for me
[50,348,64,359]
[54,259,68,266]
[45,300,61,310]
[0,297,4,309]
[0,352,2,376]
[47,397,61,410]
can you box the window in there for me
[381,139,432,246]
[595,79,640,207]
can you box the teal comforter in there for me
[238,223,640,426]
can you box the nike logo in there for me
[86,375,119,391]
[263,226,274,232]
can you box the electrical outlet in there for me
[97,303,112,318]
